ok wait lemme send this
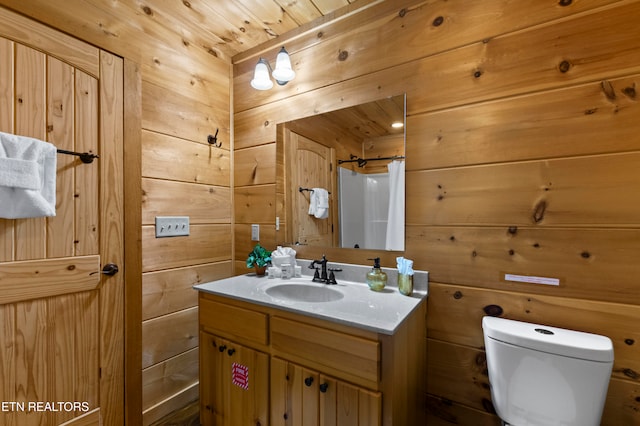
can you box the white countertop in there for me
[194,263,428,335]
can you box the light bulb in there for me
[250,58,273,90]
[271,47,295,85]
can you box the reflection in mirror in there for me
[277,94,406,251]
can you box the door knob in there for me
[101,263,119,276]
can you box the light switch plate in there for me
[251,224,260,241]
[155,216,190,237]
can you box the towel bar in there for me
[56,149,99,164]
[299,187,331,195]
[337,154,405,168]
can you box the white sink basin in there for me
[265,282,344,303]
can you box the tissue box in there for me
[271,254,294,268]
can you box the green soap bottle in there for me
[366,257,387,292]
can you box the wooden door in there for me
[284,130,337,247]
[0,8,124,426]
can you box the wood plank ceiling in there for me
[160,0,374,59]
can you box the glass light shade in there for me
[250,58,273,90]
[271,47,295,85]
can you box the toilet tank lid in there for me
[482,317,613,362]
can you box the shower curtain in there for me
[385,160,405,251]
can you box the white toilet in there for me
[482,316,614,426]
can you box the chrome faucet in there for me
[309,255,341,284]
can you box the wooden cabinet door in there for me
[272,359,381,426]
[0,8,124,426]
[272,358,319,426]
[320,376,381,426]
[201,333,269,426]
[200,332,225,426]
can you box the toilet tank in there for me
[482,317,613,426]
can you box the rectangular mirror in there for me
[276,94,406,251]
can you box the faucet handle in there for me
[327,268,342,285]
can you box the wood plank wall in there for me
[233,0,640,424]
[0,1,234,424]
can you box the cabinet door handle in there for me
[304,377,314,387]
[319,383,329,393]
[227,348,236,356]
[218,345,227,353]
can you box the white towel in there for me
[308,189,318,216]
[312,187,329,219]
[0,131,57,219]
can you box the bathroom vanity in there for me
[195,261,428,426]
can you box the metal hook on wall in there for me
[207,128,222,148]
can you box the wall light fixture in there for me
[250,47,296,90]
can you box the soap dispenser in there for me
[366,257,387,292]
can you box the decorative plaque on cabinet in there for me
[232,363,249,390]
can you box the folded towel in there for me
[0,131,57,219]
[312,188,329,219]
[308,189,318,216]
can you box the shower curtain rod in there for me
[337,155,405,167]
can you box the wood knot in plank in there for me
[623,368,639,380]
[600,80,617,101]
[453,291,463,299]
[622,84,636,99]
[338,50,349,61]
[558,0,573,6]
[625,339,635,346]
[432,16,444,26]
[483,304,503,317]
[182,0,191,8]
[141,5,153,16]
[558,60,571,73]
[398,8,407,18]
[508,226,518,235]
[532,200,547,223]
